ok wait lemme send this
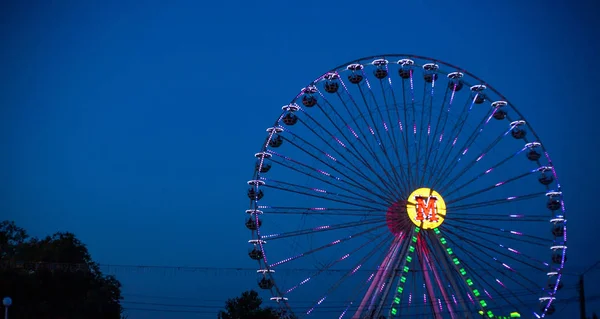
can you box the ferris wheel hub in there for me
[406,188,447,230]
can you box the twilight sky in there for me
[1,1,599,318]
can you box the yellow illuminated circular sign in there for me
[406,188,446,229]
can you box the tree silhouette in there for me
[218,290,296,319]
[0,220,123,319]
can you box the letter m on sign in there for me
[415,196,439,222]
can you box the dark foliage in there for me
[218,290,296,319]
[0,220,123,319]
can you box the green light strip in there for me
[433,227,495,318]
[483,314,520,319]
[389,227,420,317]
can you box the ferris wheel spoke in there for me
[386,227,424,318]
[340,235,397,319]
[443,226,551,277]
[416,231,464,318]
[394,66,417,190]
[434,229,536,318]
[429,107,496,191]
[296,109,399,198]
[444,224,552,270]
[444,220,548,248]
[314,92,384,168]
[320,75,404,198]
[384,77,414,192]
[262,183,386,211]
[356,234,408,318]
[299,96,401,200]
[268,155,389,204]
[352,232,407,318]
[269,223,388,269]
[425,91,480,187]
[262,177,387,208]
[416,240,441,317]
[262,218,385,241]
[462,263,533,314]
[427,227,491,317]
[339,269,380,319]
[294,115,380,181]
[441,238,543,317]
[422,79,443,159]
[407,71,421,190]
[260,206,385,217]
[365,231,422,318]
[447,191,546,212]
[354,79,407,191]
[279,130,397,200]
[420,86,452,188]
[415,78,437,186]
[423,103,469,188]
[421,232,474,318]
[450,213,548,222]
[283,230,389,296]
[441,233,531,313]
[305,232,392,316]
[445,169,537,205]
[447,218,549,242]
[462,269,534,315]
[436,124,514,194]
[443,145,529,198]
[376,71,412,192]
[412,82,429,188]
[437,233,488,317]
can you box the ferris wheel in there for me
[244,54,567,319]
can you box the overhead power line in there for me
[122,286,578,308]
[121,294,600,315]
[583,260,600,275]
[1,261,592,276]
[122,284,580,305]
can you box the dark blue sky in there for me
[1,1,599,318]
